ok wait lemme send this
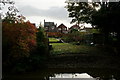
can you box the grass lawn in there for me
[50,43,108,55]
[49,38,59,42]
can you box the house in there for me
[32,23,36,27]
[57,23,67,33]
[44,20,57,32]
[69,24,80,32]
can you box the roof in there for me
[44,22,54,26]
[69,25,80,29]
[57,23,67,28]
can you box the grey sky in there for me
[19,6,68,20]
[1,0,92,27]
[12,0,73,27]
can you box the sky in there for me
[2,0,92,28]
[13,0,73,27]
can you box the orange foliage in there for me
[3,21,37,59]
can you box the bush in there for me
[36,27,49,56]
[47,32,64,38]
[3,22,37,59]
[2,21,37,73]
[3,19,50,73]
[62,31,93,45]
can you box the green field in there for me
[49,37,111,57]
[50,43,107,55]
[49,38,59,42]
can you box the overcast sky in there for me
[12,0,74,27]
[1,0,92,28]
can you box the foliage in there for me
[65,2,98,25]
[3,22,50,73]
[62,30,80,43]
[2,21,37,72]
[2,0,50,73]
[69,28,79,33]
[62,30,93,45]
[3,21,37,57]
[36,27,49,56]
[65,1,120,46]
[47,32,64,38]
[92,2,120,44]
[1,0,26,23]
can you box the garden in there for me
[2,0,120,75]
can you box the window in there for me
[64,28,67,30]
[58,28,61,30]
[52,27,54,30]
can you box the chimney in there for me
[44,19,45,27]
[44,19,45,23]
[56,23,57,27]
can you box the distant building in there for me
[32,23,36,27]
[57,23,67,33]
[44,20,57,32]
[69,24,80,32]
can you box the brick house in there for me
[44,20,57,32]
[57,23,67,33]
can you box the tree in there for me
[0,0,26,23]
[2,0,50,73]
[65,1,120,44]
[92,2,120,44]
[36,27,49,56]
[2,21,37,60]
[65,1,99,26]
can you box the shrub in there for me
[47,32,63,38]
[36,27,49,56]
[62,31,93,45]
[3,20,50,73]
[2,21,37,72]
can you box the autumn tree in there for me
[2,0,50,72]
[2,0,37,72]
[2,21,37,66]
